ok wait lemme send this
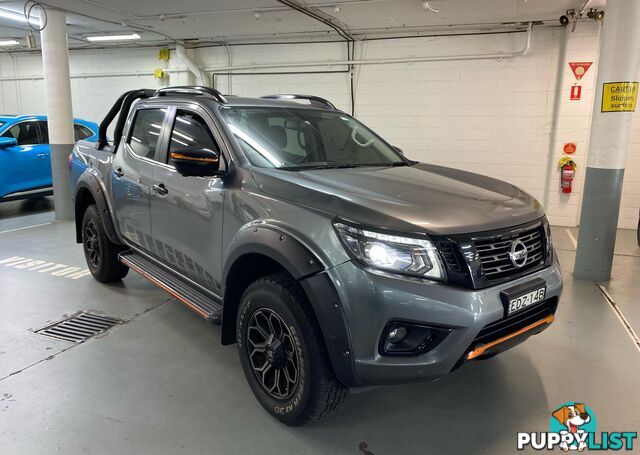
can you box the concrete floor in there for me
[0,199,638,454]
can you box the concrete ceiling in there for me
[0,0,606,48]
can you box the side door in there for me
[111,106,169,253]
[149,106,226,292]
[0,120,49,195]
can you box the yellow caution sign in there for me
[601,81,638,112]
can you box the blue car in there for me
[0,115,98,200]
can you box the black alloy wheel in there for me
[84,219,101,269]
[246,308,300,400]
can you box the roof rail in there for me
[155,86,227,103]
[261,94,336,110]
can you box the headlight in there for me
[334,221,446,280]
[543,217,553,259]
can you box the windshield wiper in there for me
[278,161,412,171]
[278,163,360,171]
[379,161,410,167]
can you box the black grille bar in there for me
[472,222,547,282]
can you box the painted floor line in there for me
[565,228,578,249]
[0,222,54,235]
[598,284,640,354]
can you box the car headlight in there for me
[333,221,446,280]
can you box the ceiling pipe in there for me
[176,44,210,86]
[202,22,533,72]
[276,0,354,41]
[0,24,533,82]
[0,68,187,82]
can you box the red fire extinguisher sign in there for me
[570,85,582,101]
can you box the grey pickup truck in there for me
[71,86,562,425]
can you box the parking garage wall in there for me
[1,23,640,228]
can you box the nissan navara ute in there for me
[71,86,563,425]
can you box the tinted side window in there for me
[168,111,219,164]
[74,124,94,141]
[1,122,40,145]
[37,121,49,144]
[127,109,166,160]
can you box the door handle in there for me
[153,183,168,196]
[113,167,124,178]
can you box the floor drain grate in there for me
[35,312,123,342]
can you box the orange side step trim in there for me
[121,257,209,319]
[466,314,555,360]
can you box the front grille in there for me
[473,223,546,281]
[473,297,558,347]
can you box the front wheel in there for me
[81,204,128,282]
[237,273,347,425]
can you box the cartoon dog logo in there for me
[552,403,591,451]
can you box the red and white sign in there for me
[563,142,577,154]
[568,62,593,81]
[570,85,582,101]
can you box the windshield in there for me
[220,106,406,170]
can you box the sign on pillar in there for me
[601,81,638,112]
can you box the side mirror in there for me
[0,137,18,148]
[393,146,404,155]
[170,147,222,177]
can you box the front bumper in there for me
[325,256,563,386]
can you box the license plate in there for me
[508,287,546,315]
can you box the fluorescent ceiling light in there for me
[0,9,40,25]
[86,33,141,42]
[0,39,20,46]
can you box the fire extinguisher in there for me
[558,157,577,193]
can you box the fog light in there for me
[387,326,408,344]
[379,322,451,356]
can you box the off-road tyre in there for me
[81,204,128,282]
[237,273,347,425]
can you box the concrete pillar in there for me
[574,0,640,281]
[40,8,75,221]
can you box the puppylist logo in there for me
[517,402,637,451]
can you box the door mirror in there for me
[0,137,18,148]
[170,147,222,177]
[393,146,404,155]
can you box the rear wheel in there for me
[237,273,347,425]
[81,204,128,282]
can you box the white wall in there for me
[0,47,168,125]
[1,24,639,229]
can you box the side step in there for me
[119,251,222,325]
